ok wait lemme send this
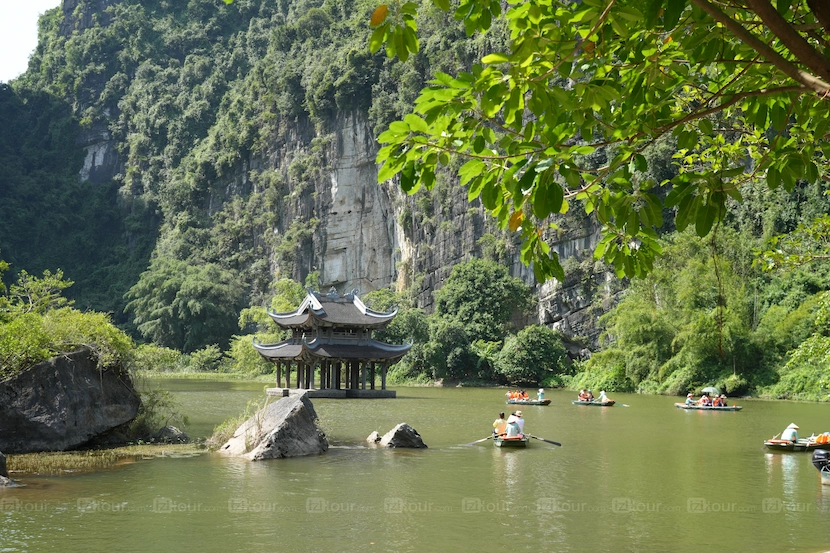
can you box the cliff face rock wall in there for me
[316,114,398,294]
[306,113,615,346]
[0,349,141,453]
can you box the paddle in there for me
[526,434,562,447]
[463,435,495,446]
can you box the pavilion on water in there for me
[253,288,411,398]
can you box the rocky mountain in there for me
[2,0,620,352]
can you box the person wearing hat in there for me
[514,411,525,434]
[504,413,522,438]
[598,390,610,403]
[537,388,545,401]
[685,393,697,406]
[782,423,799,443]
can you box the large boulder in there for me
[379,423,427,448]
[218,394,328,461]
[0,349,141,453]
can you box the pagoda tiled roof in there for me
[268,289,398,329]
[253,337,411,362]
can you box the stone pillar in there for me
[370,362,376,390]
[381,363,388,390]
[296,362,302,389]
[335,362,341,390]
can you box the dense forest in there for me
[0,0,828,400]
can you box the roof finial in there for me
[327,286,338,299]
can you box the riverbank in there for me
[135,371,274,382]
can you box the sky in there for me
[0,0,62,83]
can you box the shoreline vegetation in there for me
[6,443,206,476]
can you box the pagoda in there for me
[254,288,411,398]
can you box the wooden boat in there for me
[572,400,615,407]
[764,438,822,452]
[506,398,551,406]
[674,402,742,411]
[493,435,529,448]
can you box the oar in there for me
[463,435,495,446]
[526,434,562,447]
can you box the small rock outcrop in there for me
[153,426,189,444]
[0,350,141,453]
[379,423,427,448]
[0,451,18,487]
[366,431,381,444]
[219,394,327,460]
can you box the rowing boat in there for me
[572,400,615,407]
[764,438,822,452]
[674,403,742,411]
[493,435,529,448]
[506,399,551,406]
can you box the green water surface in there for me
[2,383,829,552]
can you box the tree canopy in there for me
[372,0,830,282]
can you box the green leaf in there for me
[663,0,686,29]
[369,25,387,54]
[459,159,487,186]
[432,0,450,11]
[482,53,509,64]
[403,114,428,134]
[644,0,663,27]
[695,199,717,236]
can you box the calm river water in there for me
[2,382,830,552]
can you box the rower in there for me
[685,393,696,405]
[782,423,799,443]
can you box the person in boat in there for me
[685,393,697,405]
[598,390,610,403]
[782,423,799,443]
[711,394,722,407]
[521,390,529,401]
[493,412,507,436]
[699,393,712,407]
[585,390,594,401]
[720,394,728,406]
[578,389,588,402]
[537,388,545,401]
[514,410,525,434]
[504,414,523,438]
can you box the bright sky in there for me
[0,0,62,83]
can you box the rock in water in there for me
[0,451,6,478]
[379,423,427,448]
[366,431,381,444]
[0,349,141,453]
[153,426,189,444]
[219,394,328,460]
